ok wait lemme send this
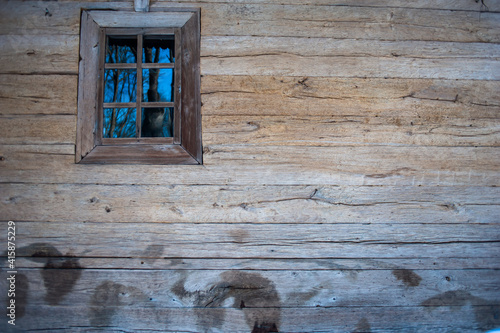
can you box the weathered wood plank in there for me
[1,268,499,308]
[201,76,500,117]
[7,256,500,271]
[203,115,500,147]
[0,35,79,74]
[1,304,498,332]
[1,184,499,223]
[0,75,77,115]
[3,111,498,147]
[201,54,500,79]
[0,115,75,144]
[1,144,498,186]
[2,222,499,258]
[202,36,500,59]
[1,1,498,43]
[0,268,498,331]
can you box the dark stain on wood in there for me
[421,290,500,331]
[392,269,422,287]
[252,322,279,333]
[353,317,372,333]
[42,257,83,305]
[17,243,83,305]
[172,271,281,332]
[90,281,148,327]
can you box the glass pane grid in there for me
[102,33,176,141]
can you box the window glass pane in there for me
[142,69,174,102]
[106,36,137,63]
[141,107,173,137]
[104,69,137,103]
[103,108,136,138]
[143,36,175,63]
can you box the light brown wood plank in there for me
[0,35,79,74]
[203,115,500,147]
[1,184,499,223]
[202,36,500,59]
[201,54,500,79]
[1,144,498,186]
[0,75,77,115]
[2,222,499,258]
[2,2,499,43]
[201,76,500,117]
[0,115,75,145]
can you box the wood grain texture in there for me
[1,0,499,331]
[2,222,499,258]
[1,184,498,223]
[1,304,498,332]
[1,1,498,43]
[0,75,77,115]
[1,144,498,186]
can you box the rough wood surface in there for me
[1,144,499,186]
[1,184,498,223]
[1,304,498,332]
[1,0,499,332]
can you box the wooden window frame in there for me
[76,9,202,165]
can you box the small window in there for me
[76,9,201,164]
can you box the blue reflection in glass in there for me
[103,108,136,138]
[104,69,137,103]
[106,36,137,64]
[141,107,173,137]
[143,36,175,63]
[142,69,174,102]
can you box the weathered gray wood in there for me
[0,268,498,307]
[201,76,500,117]
[1,304,497,332]
[7,256,500,271]
[90,11,193,28]
[1,184,499,223]
[201,54,500,80]
[1,1,499,43]
[1,144,498,186]
[0,268,498,332]
[2,222,499,259]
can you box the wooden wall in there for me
[1,0,499,332]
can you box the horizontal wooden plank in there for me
[202,35,500,59]
[201,76,500,117]
[0,115,76,145]
[0,35,79,74]
[203,115,500,147]
[2,222,499,258]
[1,144,498,186]
[1,184,499,223]
[0,75,77,115]
[1,1,498,43]
[0,268,498,307]
[6,256,500,271]
[201,54,500,79]
[3,112,498,147]
[1,304,498,332]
